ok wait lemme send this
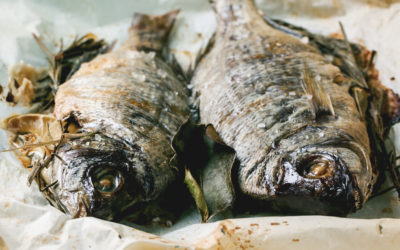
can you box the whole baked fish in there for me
[191,0,400,215]
[5,10,191,221]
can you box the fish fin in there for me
[263,18,368,90]
[265,17,400,128]
[264,18,305,39]
[186,33,216,79]
[336,27,400,133]
[165,50,188,83]
[352,46,400,135]
[264,17,400,124]
[338,22,369,89]
[210,0,259,25]
[352,87,369,120]
[301,62,335,117]
[126,10,179,54]
[368,72,400,133]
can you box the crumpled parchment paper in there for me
[1,0,400,249]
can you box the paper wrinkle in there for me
[1,0,400,249]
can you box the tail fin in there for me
[209,0,258,24]
[124,10,179,53]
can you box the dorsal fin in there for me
[122,10,179,54]
[339,22,369,90]
[301,61,335,117]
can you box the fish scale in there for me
[192,0,374,214]
[31,10,192,220]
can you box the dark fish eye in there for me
[91,167,123,195]
[300,157,335,179]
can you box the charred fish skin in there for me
[42,10,191,220]
[192,0,375,215]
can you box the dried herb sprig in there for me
[32,33,112,111]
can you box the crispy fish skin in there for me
[191,0,375,214]
[41,10,190,220]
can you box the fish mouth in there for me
[53,190,92,218]
[56,189,129,221]
[238,125,369,215]
[256,126,369,215]
[56,189,137,221]
[72,195,91,218]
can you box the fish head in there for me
[268,126,370,215]
[44,133,148,221]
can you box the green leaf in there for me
[184,167,209,222]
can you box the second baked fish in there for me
[191,0,400,215]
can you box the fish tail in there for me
[210,0,258,23]
[125,10,179,53]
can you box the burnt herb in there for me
[32,33,111,111]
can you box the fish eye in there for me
[91,167,123,195]
[300,157,335,179]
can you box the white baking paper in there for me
[1,0,400,249]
